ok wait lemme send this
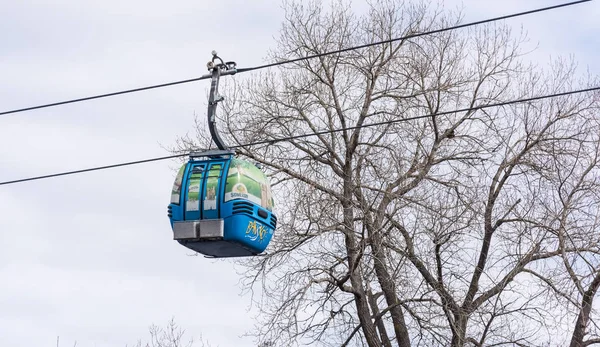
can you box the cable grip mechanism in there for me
[206,51,237,150]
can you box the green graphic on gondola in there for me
[204,164,222,210]
[170,165,186,204]
[186,169,202,211]
[224,158,274,211]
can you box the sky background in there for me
[0,0,598,346]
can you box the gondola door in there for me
[202,162,224,220]
[184,163,207,221]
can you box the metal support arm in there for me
[206,52,237,150]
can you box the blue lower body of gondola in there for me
[171,213,274,258]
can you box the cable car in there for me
[167,52,277,257]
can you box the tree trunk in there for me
[367,289,393,347]
[451,314,469,347]
[343,171,381,347]
[570,272,600,347]
[369,229,412,347]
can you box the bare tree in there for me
[173,0,600,346]
[128,318,210,347]
[520,115,600,346]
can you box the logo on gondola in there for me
[245,220,270,243]
[231,183,249,198]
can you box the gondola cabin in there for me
[167,150,277,257]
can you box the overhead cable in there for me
[1,85,598,186]
[0,0,589,117]
[236,0,591,73]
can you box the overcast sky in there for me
[0,1,598,346]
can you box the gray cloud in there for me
[0,0,597,346]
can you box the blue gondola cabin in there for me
[167,150,277,257]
